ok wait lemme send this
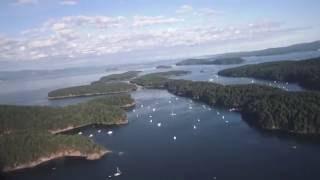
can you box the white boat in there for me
[107,131,113,135]
[89,134,93,138]
[189,106,193,110]
[149,115,153,118]
[114,167,122,177]
[152,108,156,112]
[133,109,136,112]
[222,116,225,119]
[229,108,237,112]
[197,119,200,122]
[157,122,162,127]
[98,130,101,133]
[78,131,83,135]
[149,119,153,123]
[193,125,197,129]
[170,112,177,116]
[209,78,214,82]
[173,136,177,140]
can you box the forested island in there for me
[48,82,137,99]
[0,94,135,172]
[130,70,190,88]
[176,57,245,66]
[92,71,141,84]
[218,57,320,90]
[48,71,141,99]
[132,72,320,135]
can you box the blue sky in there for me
[0,0,319,66]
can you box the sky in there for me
[0,0,320,68]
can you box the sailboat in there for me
[170,98,177,116]
[114,167,122,177]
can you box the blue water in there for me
[2,51,320,180]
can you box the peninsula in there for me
[218,57,320,91]
[0,94,135,172]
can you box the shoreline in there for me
[50,117,129,134]
[120,102,136,109]
[3,149,109,172]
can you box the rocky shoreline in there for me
[3,149,109,172]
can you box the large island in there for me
[132,71,320,135]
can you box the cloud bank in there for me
[0,4,306,61]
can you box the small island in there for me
[176,57,245,66]
[156,65,172,69]
[132,71,320,135]
[0,94,135,172]
[218,57,320,91]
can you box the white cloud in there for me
[60,0,78,5]
[176,5,193,14]
[176,5,222,17]
[13,0,38,5]
[196,8,222,16]
[132,16,184,27]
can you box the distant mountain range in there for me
[175,40,320,66]
[214,40,320,59]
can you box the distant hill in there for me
[176,40,320,66]
[214,40,320,58]
[156,65,172,69]
[176,57,244,66]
